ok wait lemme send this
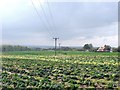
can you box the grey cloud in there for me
[2,1,118,46]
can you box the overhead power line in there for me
[38,0,56,37]
[31,0,54,37]
[31,0,60,49]
[46,0,58,36]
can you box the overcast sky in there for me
[1,0,118,47]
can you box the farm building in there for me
[97,45,112,52]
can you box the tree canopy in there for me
[83,44,93,51]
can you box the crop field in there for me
[1,51,119,89]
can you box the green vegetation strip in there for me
[1,51,119,89]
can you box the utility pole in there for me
[53,37,59,56]
[59,43,61,50]
[59,43,61,54]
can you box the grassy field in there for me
[1,51,119,89]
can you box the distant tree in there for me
[89,44,93,50]
[104,45,111,51]
[83,44,90,50]
[2,45,13,51]
[78,48,84,51]
[92,47,99,52]
[2,45,31,52]
[35,48,42,51]
[61,47,72,51]
[112,47,118,52]
[83,44,93,51]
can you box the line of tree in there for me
[1,45,31,52]
[1,45,120,52]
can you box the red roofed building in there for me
[97,45,112,52]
